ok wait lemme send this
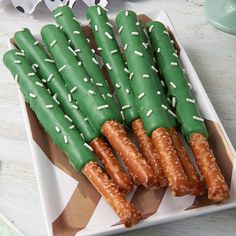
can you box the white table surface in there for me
[0,0,236,235]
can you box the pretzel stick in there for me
[132,119,167,187]
[189,133,230,202]
[90,137,134,194]
[83,161,142,227]
[102,120,159,188]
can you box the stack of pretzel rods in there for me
[13,28,133,195]
[147,21,230,202]
[3,50,142,226]
[116,10,206,196]
[40,24,158,188]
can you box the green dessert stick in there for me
[53,5,120,121]
[41,24,120,132]
[13,28,133,194]
[3,49,95,170]
[14,28,98,143]
[146,21,208,140]
[86,6,138,125]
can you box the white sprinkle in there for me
[18,28,25,32]
[186,98,196,103]
[143,74,149,78]
[50,40,57,47]
[106,63,112,71]
[88,19,91,25]
[171,40,175,44]
[90,78,94,83]
[157,48,161,53]
[73,17,78,22]
[15,52,24,56]
[54,12,63,18]
[136,21,140,26]
[161,80,165,87]
[84,77,88,82]
[105,32,113,39]
[84,117,88,121]
[124,44,128,50]
[129,73,134,80]
[173,52,178,58]
[55,126,61,133]
[146,109,153,117]
[138,92,145,99]
[149,25,154,33]
[91,49,95,53]
[97,47,103,51]
[73,31,80,35]
[58,64,67,72]
[68,94,72,102]
[97,7,101,15]
[142,42,148,49]
[29,93,37,98]
[118,26,124,34]
[72,105,78,109]
[14,60,21,64]
[80,133,85,139]
[122,105,130,110]
[111,49,118,54]
[42,79,47,83]
[167,98,171,103]
[74,49,81,53]
[106,22,113,28]
[15,74,19,82]
[172,97,176,107]
[125,89,130,94]
[134,50,143,56]
[64,135,68,144]
[69,125,75,129]
[68,46,76,56]
[171,62,178,66]
[28,72,35,77]
[92,57,99,64]
[64,115,73,122]
[97,104,109,110]
[78,61,82,66]
[157,91,161,95]
[151,65,158,73]
[193,116,204,122]
[84,143,93,151]
[70,87,77,93]
[124,68,129,73]
[45,105,54,109]
[188,83,192,89]
[96,83,103,87]
[47,89,51,95]
[183,68,186,74]
[60,26,63,30]
[168,110,177,118]
[125,10,129,16]
[120,111,125,120]
[47,74,54,82]
[132,32,139,36]
[161,104,168,110]
[107,93,112,97]
[45,58,54,63]
[163,30,169,35]
[32,64,39,69]
[170,82,176,88]
[102,94,106,100]
[88,90,96,95]
[34,41,39,46]
[94,25,99,32]
[115,83,121,88]
[53,94,60,105]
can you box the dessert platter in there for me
[4,5,236,236]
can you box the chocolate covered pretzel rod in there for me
[3,49,141,226]
[41,24,157,188]
[147,21,230,201]
[86,6,166,187]
[53,5,121,121]
[13,28,133,194]
[116,10,196,196]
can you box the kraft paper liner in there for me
[25,103,101,235]
[186,119,234,210]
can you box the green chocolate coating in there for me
[13,28,99,143]
[86,6,138,125]
[53,5,121,121]
[3,49,96,170]
[116,10,177,136]
[41,24,119,132]
[147,21,208,139]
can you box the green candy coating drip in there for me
[53,5,121,121]
[116,10,176,136]
[41,24,118,132]
[86,6,138,125]
[3,49,96,170]
[13,28,99,143]
[147,21,208,140]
